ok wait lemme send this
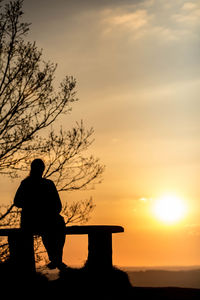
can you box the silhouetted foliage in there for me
[0,0,104,262]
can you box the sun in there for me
[152,194,187,224]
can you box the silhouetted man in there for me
[14,158,67,270]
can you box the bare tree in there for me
[0,0,104,262]
[0,0,77,174]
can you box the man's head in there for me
[30,159,45,178]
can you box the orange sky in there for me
[1,0,200,267]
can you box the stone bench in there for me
[0,225,124,272]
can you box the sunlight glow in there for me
[153,195,187,224]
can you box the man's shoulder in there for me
[21,177,30,184]
[21,177,54,185]
[42,178,55,186]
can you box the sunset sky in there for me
[1,0,200,267]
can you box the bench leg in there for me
[86,232,112,270]
[8,233,36,273]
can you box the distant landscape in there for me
[120,266,200,289]
[40,264,200,289]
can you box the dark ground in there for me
[1,261,200,299]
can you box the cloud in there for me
[108,9,150,30]
[139,197,153,203]
[100,0,200,44]
[26,0,200,44]
[173,1,200,27]
[184,224,200,236]
[101,7,153,39]
[182,2,198,11]
[25,0,143,13]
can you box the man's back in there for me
[14,176,62,231]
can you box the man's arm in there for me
[50,181,62,213]
[13,182,25,208]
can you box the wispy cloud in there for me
[101,8,152,39]
[183,2,197,10]
[173,1,200,27]
[100,0,200,42]
[107,9,150,30]
[184,224,200,236]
